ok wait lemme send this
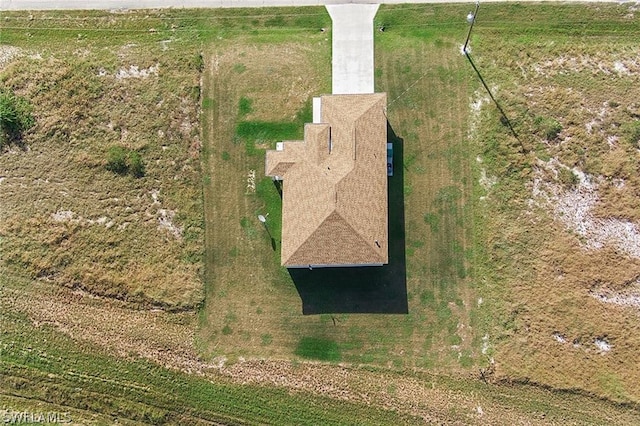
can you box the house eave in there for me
[285,262,386,269]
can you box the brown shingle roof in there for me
[265,93,388,267]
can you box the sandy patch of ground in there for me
[157,208,182,239]
[114,64,159,79]
[532,158,640,259]
[0,45,21,69]
[551,330,614,354]
[49,194,180,238]
[51,209,115,228]
[531,54,640,77]
[590,279,640,309]
[594,337,612,352]
[468,91,490,140]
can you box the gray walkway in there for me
[326,4,378,95]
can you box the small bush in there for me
[129,151,145,178]
[0,90,35,147]
[621,120,640,146]
[534,116,562,141]
[106,146,129,175]
[106,146,145,178]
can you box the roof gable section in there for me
[320,93,386,126]
[335,94,388,263]
[265,141,306,176]
[284,211,385,266]
[280,164,335,263]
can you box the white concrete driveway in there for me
[326,4,379,95]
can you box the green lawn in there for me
[199,4,481,373]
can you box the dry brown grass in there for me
[474,14,640,403]
[5,270,638,425]
[489,219,640,402]
[0,271,200,369]
[0,37,204,309]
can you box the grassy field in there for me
[3,267,640,425]
[467,3,640,404]
[2,3,640,424]
[199,0,640,408]
[0,11,205,309]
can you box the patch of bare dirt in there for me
[114,64,159,79]
[590,278,640,310]
[532,158,640,259]
[0,45,22,70]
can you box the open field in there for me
[1,3,640,424]
[0,11,206,309]
[467,3,640,404]
[3,268,640,424]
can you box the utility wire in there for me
[465,53,520,141]
[387,73,427,110]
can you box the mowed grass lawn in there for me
[199,5,481,372]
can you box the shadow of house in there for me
[289,122,407,314]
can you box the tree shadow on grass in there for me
[289,122,408,314]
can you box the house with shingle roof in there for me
[265,93,388,268]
